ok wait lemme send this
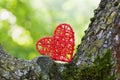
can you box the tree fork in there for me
[0,0,120,79]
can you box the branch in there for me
[0,45,61,80]
[0,0,119,79]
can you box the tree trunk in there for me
[0,0,120,80]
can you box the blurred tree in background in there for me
[0,0,99,60]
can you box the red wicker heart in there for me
[36,23,74,62]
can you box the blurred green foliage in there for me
[0,0,99,60]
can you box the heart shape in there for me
[36,23,75,62]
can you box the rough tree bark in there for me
[0,0,120,80]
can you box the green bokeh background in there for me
[0,0,99,60]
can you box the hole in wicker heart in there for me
[65,33,69,36]
[56,28,62,34]
[47,45,51,48]
[47,39,52,44]
[67,26,70,30]
[49,52,52,56]
[55,49,59,53]
[65,25,69,29]
[38,46,42,50]
[43,48,47,51]
[70,38,73,42]
[55,36,59,39]
[66,54,71,59]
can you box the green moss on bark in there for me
[62,49,116,80]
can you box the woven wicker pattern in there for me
[36,23,75,62]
